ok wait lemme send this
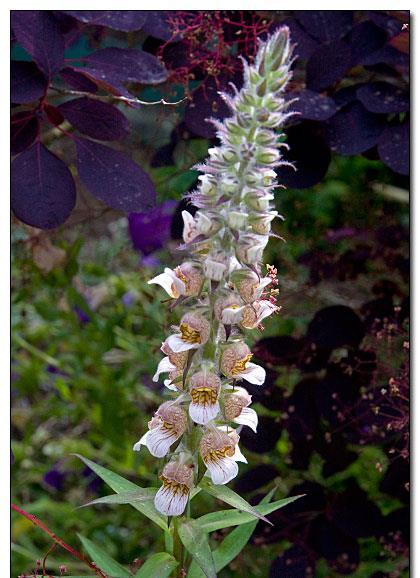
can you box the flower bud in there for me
[203,253,228,281]
[227,211,248,230]
[249,211,278,235]
[244,190,274,211]
[195,211,222,236]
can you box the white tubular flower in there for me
[152,356,176,382]
[214,294,245,325]
[188,371,221,425]
[154,460,194,516]
[236,234,269,265]
[200,427,246,485]
[235,272,272,304]
[195,211,222,236]
[148,262,203,299]
[224,386,258,433]
[166,312,211,353]
[220,342,266,386]
[182,210,198,243]
[203,253,228,281]
[133,401,187,458]
[240,300,279,329]
[244,190,275,211]
[249,211,279,235]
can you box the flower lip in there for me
[200,426,247,485]
[154,461,194,516]
[189,371,221,425]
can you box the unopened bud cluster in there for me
[134,27,295,516]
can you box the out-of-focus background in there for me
[11,10,409,577]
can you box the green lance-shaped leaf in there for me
[196,494,303,533]
[188,489,302,577]
[199,478,273,525]
[178,519,216,578]
[73,454,168,532]
[77,534,131,578]
[134,552,178,578]
[79,488,157,508]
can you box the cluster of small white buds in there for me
[134,27,295,517]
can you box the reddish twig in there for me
[42,543,56,577]
[11,503,107,578]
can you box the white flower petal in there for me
[221,305,245,325]
[232,444,248,464]
[206,457,239,485]
[182,211,197,243]
[234,407,258,433]
[145,426,179,458]
[154,484,189,516]
[152,356,176,382]
[148,269,184,298]
[189,401,220,425]
[237,362,266,385]
[255,300,277,325]
[164,378,179,391]
[166,334,199,353]
[133,430,149,451]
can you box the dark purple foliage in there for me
[11,11,65,78]
[58,97,130,141]
[346,21,388,67]
[297,11,353,42]
[60,67,98,92]
[378,121,409,175]
[368,11,407,38]
[185,74,242,138]
[308,516,360,574]
[62,10,148,32]
[80,48,168,95]
[289,89,337,121]
[128,200,177,255]
[11,61,48,104]
[284,17,318,60]
[11,111,40,154]
[276,123,331,189]
[362,45,409,67]
[142,11,175,41]
[357,82,409,114]
[306,306,364,349]
[11,143,76,229]
[332,85,361,110]
[270,545,315,578]
[306,40,352,91]
[325,102,385,155]
[234,465,279,493]
[75,137,156,212]
[239,416,282,453]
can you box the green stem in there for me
[172,517,185,578]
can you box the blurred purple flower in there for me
[82,465,104,494]
[128,200,177,255]
[122,291,135,308]
[74,305,90,324]
[44,466,66,492]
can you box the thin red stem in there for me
[11,503,107,578]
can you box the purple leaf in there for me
[142,11,175,41]
[378,121,409,175]
[11,112,40,154]
[283,17,319,60]
[79,48,168,94]
[62,10,148,31]
[306,39,352,91]
[346,21,388,67]
[58,97,130,141]
[368,10,407,38]
[333,84,362,109]
[357,82,409,113]
[75,138,156,212]
[288,89,337,121]
[11,143,76,229]
[128,200,177,255]
[325,102,385,155]
[11,61,48,104]
[11,10,65,78]
[297,11,353,43]
[60,67,98,92]
[276,122,331,189]
[362,45,409,67]
[185,74,242,138]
